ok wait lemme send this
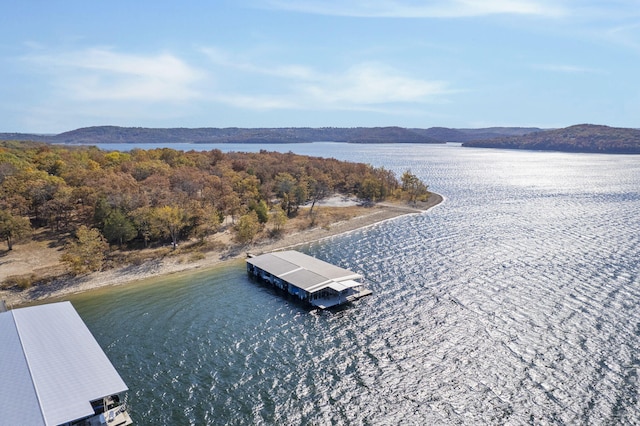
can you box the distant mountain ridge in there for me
[4,124,638,153]
[0,125,543,145]
[411,126,543,143]
[462,124,640,154]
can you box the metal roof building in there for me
[0,301,129,426]
[246,250,372,308]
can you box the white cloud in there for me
[19,44,450,125]
[302,64,449,105]
[23,48,205,102]
[261,0,567,18]
[202,47,450,110]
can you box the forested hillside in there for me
[0,125,546,145]
[0,141,429,278]
[410,126,542,142]
[462,124,640,153]
[0,126,442,145]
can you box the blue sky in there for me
[1,0,639,133]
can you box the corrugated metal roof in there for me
[280,268,329,290]
[0,312,44,425]
[247,251,363,292]
[0,301,128,426]
[271,251,363,281]
[247,253,300,276]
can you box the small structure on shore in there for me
[246,250,372,309]
[0,301,133,426]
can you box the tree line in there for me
[0,141,429,274]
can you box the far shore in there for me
[0,193,442,309]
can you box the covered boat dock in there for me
[0,301,132,426]
[246,250,372,309]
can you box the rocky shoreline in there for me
[0,194,442,308]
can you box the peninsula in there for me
[0,141,442,307]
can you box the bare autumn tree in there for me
[185,201,222,242]
[307,174,332,216]
[41,185,75,231]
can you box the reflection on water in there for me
[72,144,640,424]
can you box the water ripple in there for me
[72,145,640,425]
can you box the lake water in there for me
[69,143,640,424]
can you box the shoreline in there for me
[1,193,442,308]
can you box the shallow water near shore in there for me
[70,143,640,424]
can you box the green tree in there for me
[94,197,112,227]
[293,182,308,211]
[234,211,260,244]
[130,207,155,248]
[0,210,31,250]
[103,209,137,247]
[250,200,269,224]
[401,170,429,204]
[358,177,383,204]
[271,205,287,232]
[233,174,260,205]
[274,172,297,216]
[61,226,109,274]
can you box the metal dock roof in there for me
[0,301,128,426]
[247,250,362,292]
